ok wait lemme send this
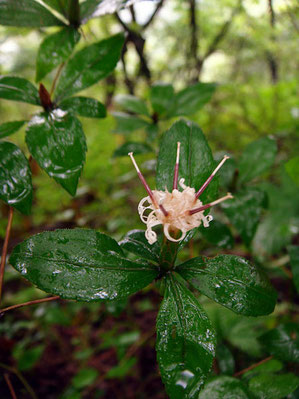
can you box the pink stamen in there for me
[195,155,230,199]
[189,193,233,215]
[128,152,168,216]
[173,141,181,190]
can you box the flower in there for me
[128,142,233,245]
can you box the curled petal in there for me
[163,223,186,243]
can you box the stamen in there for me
[189,193,233,215]
[173,141,181,190]
[128,152,168,216]
[195,155,230,199]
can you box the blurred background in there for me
[0,0,298,398]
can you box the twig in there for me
[4,373,17,399]
[142,0,164,30]
[234,356,273,377]
[50,62,65,97]
[0,295,60,315]
[0,206,14,304]
[0,363,37,399]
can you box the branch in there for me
[189,0,199,64]
[4,374,17,399]
[234,356,273,377]
[0,206,14,304]
[0,295,60,315]
[142,0,165,30]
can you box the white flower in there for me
[129,142,233,245]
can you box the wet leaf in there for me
[113,142,153,157]
[248,372,299,399]
[0,76,40,105]
[222,187,267,246]
[113,112,151,134]
[156,120,218,205]
[239,136,277,184]
[36,27,80,82]
[9,229,159,301]
[115,94,149,116]
[0,0,65,26]
[156,274,216,399]
[150,83,175,117]
[59,96,106,118]
[0,120,26,139]
[198,376,250,399]
[0,141,32,214]
[119,229,160,263]
[177,255,277,316]
[199,220,234,249]
[26,110,86,196]
[55,33,124,101]
[259,323,299,363]
[289,246,299,293]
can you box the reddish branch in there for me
[234,356,273,377]
[0,207,14,304]
[4,374,17,399]
[0,295,60,315]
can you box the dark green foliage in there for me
[248,373,299,399]
[113,112,151,134]
[197,376,250,399]
[199,220,234,249]
[119,230,160,263]
[0,120,26,139]
[59,96,106,119]
[113,142,153,157]
[0,76,40,105]
[289,246,299,293]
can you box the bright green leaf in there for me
[289,246,299,293]
[113,142,152,157]
[113,112,151,134]
[156,274,216,399]
[285,156,299,186]
[0,76,40,105]
[239,137,277,184]
[59,96,106,118]
[115,94,149,116]
[26,110,86,196]
[55,33,124,101]
[177,255,277,316]
[0,120,26,139]
[0,141,32,214]
[106,358,137,379]
[119,229,160,263]
[150,83,175,117]
[248,373,299,399]
[17,345,45,371]
[72,367,99,389]
[36,27,80,82]
[9,229,158,301]
[198,376,250,399]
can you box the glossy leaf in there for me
[113,142,152,157]
[36,27,80,82]
[156,274,216,399]
[119,229,160,263]
[177,255,277,316]
[198,376,250,399]
[0,76,40,105]
[115,94,149,116]
[0,141,32,214]
[0,0,65,27]
[285,156,299,186]
[259,323,299,363]
[289,246,299,293]
[113,112,151,134]
[43,0,70,17]
[222,187,267,246]
[59,96,106,118]
[156,120,218,205]
[239,136,277,184]
[248,373,299,399]
[199,220,234,249]
[9,229,158,301]
[25,110,86,196]
[0,120,26,139]
[170,83,216,117]
[150,83,175,117]
[55,33,124,101]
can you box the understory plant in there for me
[7,119,279,398]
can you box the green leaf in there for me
[17,345,44,371]
[285,156,299,186]
[0,141,32,214]
[113,142,152,157]
[248,373,299,399]
[156,120,218,206]
[199,220,234,249]
[119,229,160,263]
[26,110,86,196]
[156,274,216,399]
[43,0,70,17]
[72,367,99,389]
[259,323,299,363]
[170,83,216,117]
[214,152,237,189]
[222,187,267,246]
[289,246,299,293]
[115,94,149,116]
[242,359,283,378]
[55,33,124,101]
[150,83,175,117]
[0,76,40,105]
[36,27,80,82]
[9,229,158,301]
[0,0,65,27]
[113,112,151,134]
[59,96,106,118]
[239,137,277,184]
[106,358,137,379]
[0,120,26,139]
[198,376,250,399]
[216,344,235,375]
[177,255,277,316]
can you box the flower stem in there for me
[159,234,179,273]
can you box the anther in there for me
[173,141,181,190]
[189,193,233,215]
[195,155,230,199]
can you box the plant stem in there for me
[50,62,65,97]
[4,373,17,399]
[0,206,14,304]
[159,235,179,273]
[234,355,273,377]
[0,363,37,399]
[0,295,60,315]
